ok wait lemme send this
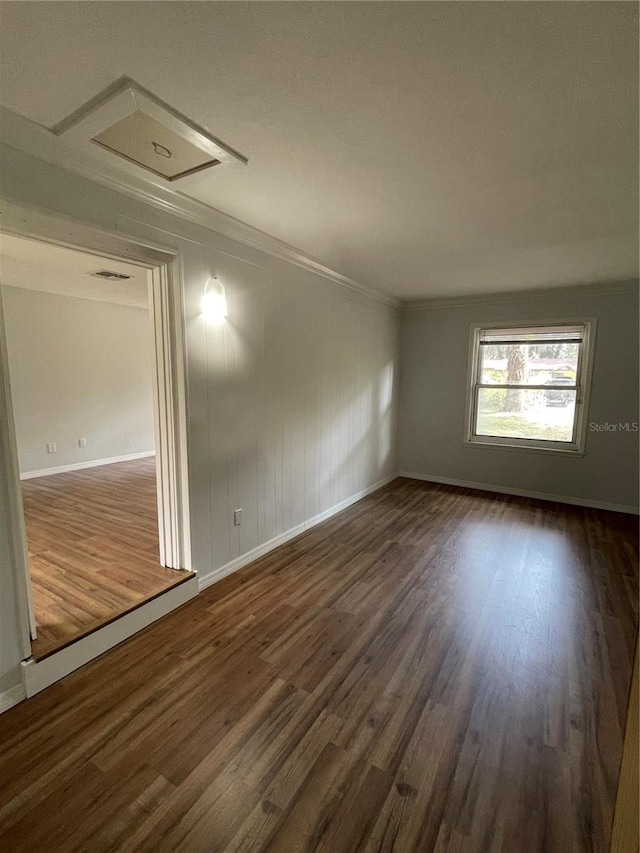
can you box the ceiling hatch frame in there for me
[53,77,248,189]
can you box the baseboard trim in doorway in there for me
[21,574,198,698]
[0,683,27,714]
[20,451,156,480]
[198,473,398,592]
[399,471,640,515]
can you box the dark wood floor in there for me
[23,457,191,659]
[1,478,637,852]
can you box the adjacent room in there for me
[1,234,192,658]
[0,3,637,852]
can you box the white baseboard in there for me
[399,471,640,515]
[21,575,197,698]
[0,682,27,714]
[198,473,398,592]
[20,450,155,480]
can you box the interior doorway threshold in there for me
[21,574,198,698]
[31,570,196,661]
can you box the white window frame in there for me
[465,320,596,455]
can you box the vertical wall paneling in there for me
[193,243,401,587]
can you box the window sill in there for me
[465,438,586,457]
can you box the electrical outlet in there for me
[234,508,243,526]
[46,442,56,454]
[79,438,87,448]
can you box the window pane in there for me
[475,387,576,442]
[479,342,579,386]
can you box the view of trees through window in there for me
[475,338,580,443]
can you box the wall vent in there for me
[53,77,248,188]
[91,270,133,281]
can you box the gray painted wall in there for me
[0,145,401,696]
[2,286,155,474]
[398,283,639,510]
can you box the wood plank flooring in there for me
[1,478,637,852]
[22,457,191,659]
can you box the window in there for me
[466,322,594,453]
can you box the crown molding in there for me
[403,279,640,313]
[0,107,399,310]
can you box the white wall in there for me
[399,283,640,511]
[187,250,398,578]
[120,215,401,586]
[1,285,155,474]
[0,144,401,696]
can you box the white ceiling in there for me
[0,2,637,299]
[0,234,148,308]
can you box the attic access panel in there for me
[93,110,221,181]
[54,78,247,188]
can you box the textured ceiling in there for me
[0,2,637,299]
[0,234,148,308]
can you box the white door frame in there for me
[0,288,35,651]
[0,201,192,647]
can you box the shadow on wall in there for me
[193,290,397,569]
[180,245,400,574]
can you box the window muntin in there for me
[468,323,591,451]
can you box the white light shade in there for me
[201,278,228,324]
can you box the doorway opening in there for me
[0,231,193,660]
